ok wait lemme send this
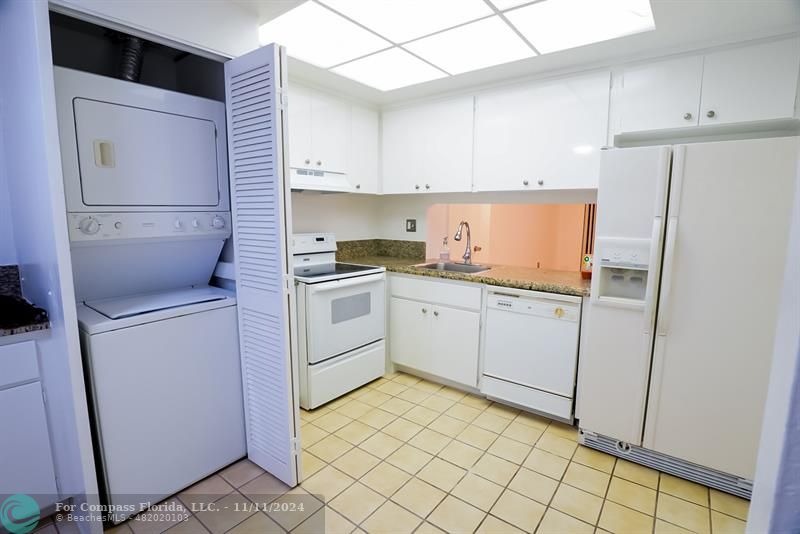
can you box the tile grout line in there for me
[300,373,733,534]
[317,374,575,532]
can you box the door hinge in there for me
[284,275,293,293]
[291,437,301,456]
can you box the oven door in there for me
[305,273,385,364]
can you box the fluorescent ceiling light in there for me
[405,16,535,75]
[258,1,390,68]
[488,0,537,10]
[319,0,494,43]
[261,0,656,91]
[331,48,446,91]
[506,0,656,54]
[572,144,595,155]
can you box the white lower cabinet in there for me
[388,276,482,388]
[0,383,58,502]
[390,297,480,388]
[0,341,57,506]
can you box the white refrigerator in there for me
[579,136,799,498]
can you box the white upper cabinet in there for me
[618,37,800,133]
[473,72,611,192]
[288,84,349,175]
[699,38,800,126]
[311,92,349,174]
[382,96,474,194]
[348,105,380,194]
[288,84,313,170]
[618,56,704,133]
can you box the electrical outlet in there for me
[405,219,417,232]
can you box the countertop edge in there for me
[345,256,591,297]
[0,324,51,345]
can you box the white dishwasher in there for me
[482,287,582,422]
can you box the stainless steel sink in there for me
[417,262,491,274]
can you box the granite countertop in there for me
[0,265,50,337]
[346,256,591,297]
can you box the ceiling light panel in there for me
[505,0,655,54]
[331,48,447,91]
[405,16,535,75]
[319,0,494,43]
[258,1,391,68]
[488,0,536,10]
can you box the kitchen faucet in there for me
[453,221,472,265]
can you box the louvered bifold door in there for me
[224,44,300,486]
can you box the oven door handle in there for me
[307,272,386,293]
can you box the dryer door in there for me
[74,98,220,207]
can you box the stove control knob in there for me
[78,217,100,235]
[174,219,183,229]
[192,218,200,229]
[212,216,226,230]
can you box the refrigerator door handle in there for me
[656,216,679,336]
[642,216,663,335]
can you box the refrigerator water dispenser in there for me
[592,237,652,306]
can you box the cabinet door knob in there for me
[523,179,529,186]
[422,308,428,313]
[415,184,420,190]
[537,179,544,186]
[425,184,430,190]
[706,110,716,118]
[304,158,311,164]
[433,310,439,317]
[355,184,361,189]
[683,112,692,121]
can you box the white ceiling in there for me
[239,0,800,105]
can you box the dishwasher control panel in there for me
[488,293,579,322]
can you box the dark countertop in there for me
[0,295,50,337]
[0,265,50,338]
[347,256,591,297]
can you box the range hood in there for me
[290,168,352,192]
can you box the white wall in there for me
[0,2,99,528]
[291,192,380,241]
[50,0,260,59]
[0,142,17,265]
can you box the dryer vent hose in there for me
[118,35,145,82]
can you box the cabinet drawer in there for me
[306,341,385,409]
[0,340,39,388]
[389,275,481,310]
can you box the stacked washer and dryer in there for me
[54,67,246,520]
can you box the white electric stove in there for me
[293,233,386,409]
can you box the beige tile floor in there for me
[86,372,750,534]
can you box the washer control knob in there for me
[212,216,226,230]
[174,219,183,229]
[78,217,100,235]
[192,218,200,229]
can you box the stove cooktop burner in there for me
[294,262,384,282]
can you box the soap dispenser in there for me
[438,236,450,269]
